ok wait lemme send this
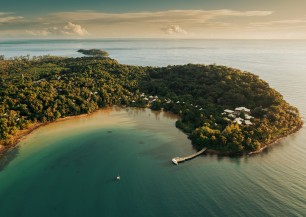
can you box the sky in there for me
[1,0,306,39]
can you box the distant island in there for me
[0,50,303,156]
[77,49,109,57]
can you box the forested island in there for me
[0,50,303,156]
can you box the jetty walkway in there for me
[172,147,207,165]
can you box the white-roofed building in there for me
[245,114,254,120]
[235,107,250,114]
[224,109,234,114]
[228,114,236,119]
[244,120,253,125]
[233,117,244,125]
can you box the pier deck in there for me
[172,147,207,165]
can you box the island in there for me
[0,50,303,157]
[77,49,109,57]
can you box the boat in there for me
[172,158,178,165]
[116,175,120,180]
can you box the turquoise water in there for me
[0,40,306,216]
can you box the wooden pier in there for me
[172,147,207,165]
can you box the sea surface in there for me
[0,39,306,217]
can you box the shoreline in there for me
[0,112,93,157]
[0,107,303,159]
[247,123,303,155]
[0,106,127,157]
[0,122,43,156]
[203,123,303,157]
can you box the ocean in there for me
[0,39,305,217]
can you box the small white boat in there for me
[116,175,120,180]
[172,158,178,165]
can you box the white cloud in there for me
[62,22,89,36]
[49,9,273,24]
[162,25,188,35]
[10,9,306,39]
[251,19,306,27]
[0,12,12,16]
[26,30,50,36]
[0,12,23,24]
[26,22,89,37]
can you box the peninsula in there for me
[0,50,303,156]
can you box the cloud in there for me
[26,30,50,36]
[48,9,273,24]
[162,25,188,35]
[0,12,23,24]
[7,9,301,39]
[26,22,89,37]
[251,19,306,27]
[62,22,89,36]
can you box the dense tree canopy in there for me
[77,49,109,57]
[0,53,302,155]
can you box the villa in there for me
[222,106,253,126]
[224,109,234,114]
[233,117,244,125]
[234,107,251,114]
[244,120,253,125]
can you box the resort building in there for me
[234,107,251,114]
[245,114,254,120]
[228,114,236,118]
[222,107,253,126]
[244,120,253,125]
[224,109,234,114]
[233,117,244,125]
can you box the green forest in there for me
[0,51,303,155]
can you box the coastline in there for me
[0,112,93,157]
[0,122,43,156]
[203,123,303,157]
[247,123,303,155]
[0,107,303,159]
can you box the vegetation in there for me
[77,49,109,57]
[141,64,302,154]
[0,52,303,155]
